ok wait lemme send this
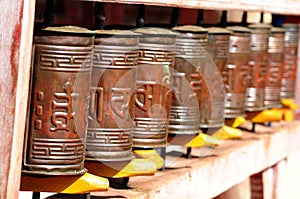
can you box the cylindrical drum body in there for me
[207,27,230,120]
[169,25,206,136]
[23,26,94,175]
[225,26,251,118]
[281,23,299,99]
[86,30,139,162]
[265,27,285,108]
[198,27,226,129]
[133,28,175,148]
[245,24,271,111]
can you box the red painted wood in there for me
[0,0,35,198]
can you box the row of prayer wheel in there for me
[22,23,299,175]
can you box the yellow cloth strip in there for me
[281,99,299,110]
[85,158,156,178]
[246,109,283,123]
[20,173,109,193]
[212,126,243,140]
[231,117,246,128]
[184,133,219,148]
[133,150,165,170]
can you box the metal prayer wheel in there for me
[133,28,176,148]
[265,27,285,108]
[281,23,299,99]
[168,25,206,136]
[85,30,139,162]
[207,27,230,122]
[245,24,272,111]
[23,26,94,175]
[225,26,251,117]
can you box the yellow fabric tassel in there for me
[184,133,219,148]
[21,173,109,193]
[133,149,165,170]
[212,126,243,140]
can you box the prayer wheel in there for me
[133,28,176,148]
[23,26,94,175]
[265,27,285,108]
[172,25,225,131]
[169,25,206,137]
[86,30,139,162]
[225,26,251,118]
[281,23,299,99]
[245,24,272,111]
[207,27,230,121]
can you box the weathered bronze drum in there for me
[245,24,272,111]
[207,27,230,120]
[225,26,251,118]
[281,23,299,99]
[23,26,94,175]
[265,27,285,108]
[133,28,176,148]
[169,25,206,136]
[172,25,225,131]
[86,30,139,162]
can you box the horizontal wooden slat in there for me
[0,0,35,198]
[89,121,300,198]
[85,0,300,15]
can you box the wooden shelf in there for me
[2,0,300,197]
[86,0,300,15]
[88,121,300,198]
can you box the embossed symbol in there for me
[283,47,297,79]
[136,81,170,114]
[135,82,155,113]
[111,88,131,121]
[268,63,281,84]
[240,64,251,88]
[50,80,78,133]
[89,87,103,122]
[37,45,92,72]
[190,71,202,92]
[139,50,174,63]
[222,64,235,92]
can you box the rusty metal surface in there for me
[169,26,206,135]
[245,24,271,111]
[225,26,251,118]
[23,28,94,175]
[86,31,139,162]
[281,23,299,99]
[265,27,285,108]
[172,26,225,130]
[207,28,230,121]
[133,28,175,148]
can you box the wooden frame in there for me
[0,0,35,198]
[1,0,300,198]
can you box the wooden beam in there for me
[0,0,35,198]
[84,0,300,15]
[91,122,300,198]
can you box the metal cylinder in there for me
[169,25,206,136]
[133,28,176,148]
[281,23,299,99]
[245,24,272,111]
[207,27,230,122]
[225,26,251,118]
[265,27,285,108]
[23,26,94,175]
[86,30,139,162]
[172,25,225,130]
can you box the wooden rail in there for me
[89,121,300,198]
[86,0,300,15]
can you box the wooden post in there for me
[0,0,35,198]
[250,159,287,199]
